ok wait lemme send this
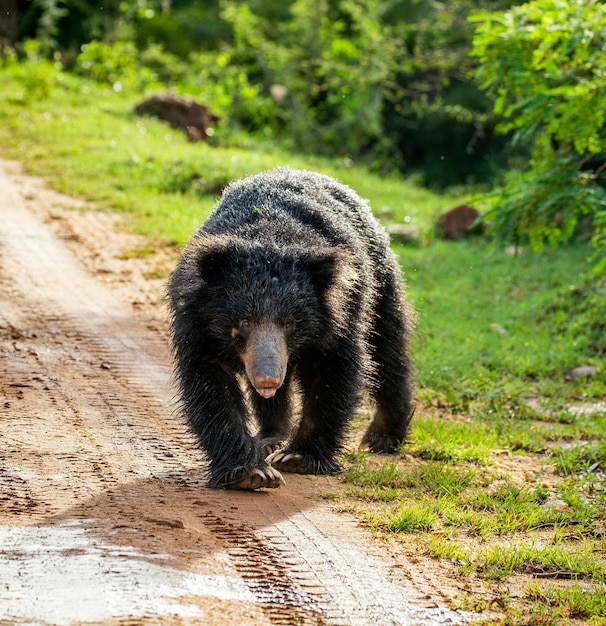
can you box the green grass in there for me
[1,59,605,625]
[526,582,606,624]
[397,240,604,395]
[409,414,498,462]
[0,58,457,244]
[431,535,606,582]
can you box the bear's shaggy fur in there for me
[168,168,415,489]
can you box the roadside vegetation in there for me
[1,1,605,623]
[0,59,457,243]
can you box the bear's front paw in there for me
[221,466,285,490]
[267,449,341,475]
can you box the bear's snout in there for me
[242,322,288,399]
[252,367,283,398]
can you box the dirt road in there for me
[0,160,471,625]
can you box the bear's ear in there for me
[304,247,359,329]
[304,247,359,295]
[304,249,342,295]
[193,235,236,284]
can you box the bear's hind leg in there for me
[362,274,415,453]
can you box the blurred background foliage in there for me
[1,0,605,270]
[1,0,522,188]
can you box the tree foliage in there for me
[470,0,606,271]
[382,0,519,186]
[208,0,520,181]
[9,0,525,186]
[218,0,398,158]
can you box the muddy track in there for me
[0,161,470,625]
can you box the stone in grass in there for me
[386,223,421,245]
[566,365,598,380]
[542,497,569,512]
[436,204,482,240]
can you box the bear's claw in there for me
[223,466,285,490]
[267,449,341,475]
[260,438,285,458]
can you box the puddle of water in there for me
[0,519,254,624]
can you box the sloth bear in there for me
[168,168,415,489]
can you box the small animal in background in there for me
[168,168,415,490]
[135,93,220,142]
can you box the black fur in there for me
[168,168,415,489]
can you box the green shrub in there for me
[76,40,162,91]
[470,0,606,272]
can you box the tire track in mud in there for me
[0,162,470,625]
[200,511,328,625]
[196,489,466,626]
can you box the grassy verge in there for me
[0,57,456,244]
[1,60,604,625]
[345,240,605,624]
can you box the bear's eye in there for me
[282,320,296,332]
[230,319,251,339]
[239,318,251,330]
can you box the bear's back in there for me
[202,168,389,257]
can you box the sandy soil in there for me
[0,159,479,625]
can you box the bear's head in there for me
[183,233,359,397]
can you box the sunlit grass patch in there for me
[344,457,404,489]
[341,442,605,623]
[344,455,586,539]
[552,440,606,477]
[455,484,580,538]
[364,498,438,533]
[409,414,497,463]
[118,244,159,259]
[526,582,606,623]
[472,541,606,582]
[430,535,605,583]
[343,455,478,492]
[427,535,471,565]
[401,461,477,496]
[397,242,605,401]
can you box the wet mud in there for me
[0,161,471,625]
